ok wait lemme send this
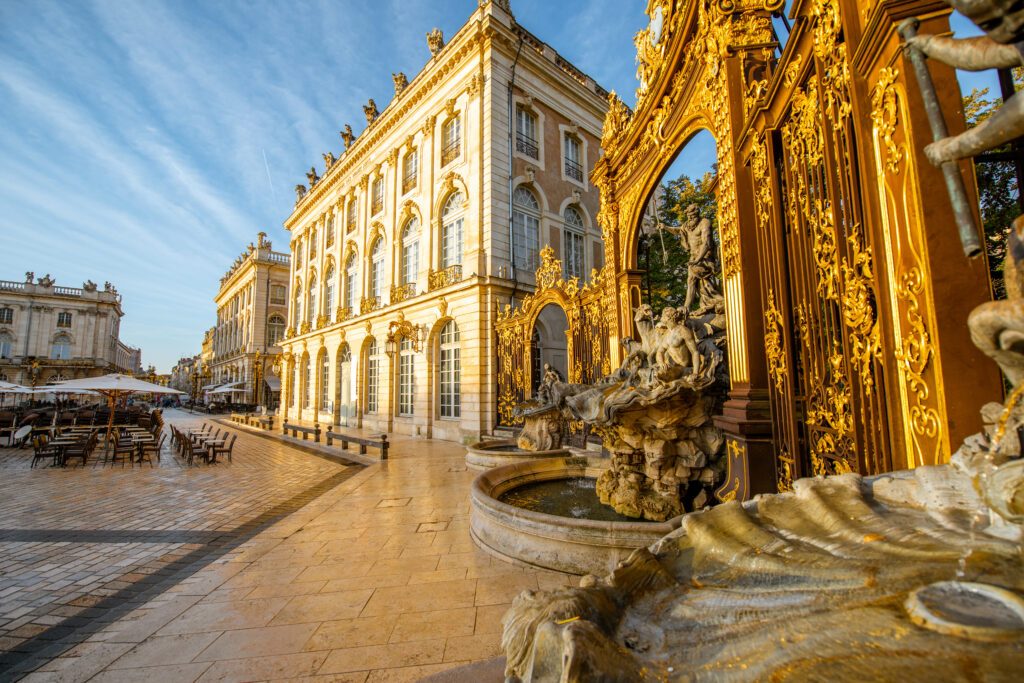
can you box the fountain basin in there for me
[470,455,681,575]
[464,439,569,471]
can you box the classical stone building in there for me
[210,233,290,406]
[0,274,141,385]
[278,1,608,441]
[170,355,200,394]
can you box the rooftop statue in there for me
[363,99,378,125]
[37,274,54,287]
[392,71,408,97]
[24,271,33,284]
[339,124,354,150]
[305,166,319,186]
[82,280,97,292]
[294,184,307,201]
[426,28,444,57]
[322,151,336,169]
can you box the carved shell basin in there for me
[504,465,1024,681]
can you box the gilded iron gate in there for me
[495,247,610,428]
[755,9,891,488]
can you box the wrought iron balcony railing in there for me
[428,264,462,291]
[360,296,381,315]
[564,158,583,182]
[390,282,416,305]
[441,139,460,166]
[516,132,539,159]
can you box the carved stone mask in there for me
[951,0,1024,44]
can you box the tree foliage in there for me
[964,79,1022,300]
[639,171,718,313]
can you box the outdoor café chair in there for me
[63,433,96,468]
[208,433,235,464]
[30,435,60,468]
[137,434,165,467]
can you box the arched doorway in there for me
[530,303,569,393]
[335,343,353,426]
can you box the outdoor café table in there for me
[202,439,226,463]
[47,438,79,467]
[130,434,155,462]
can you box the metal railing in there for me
[428,264,462,291]
[516,132,539,159]
[390,282,416,305]
[565,158,584,182]
[441,139,460,166]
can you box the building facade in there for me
[0,274,140,385]
[278,1,608,442]
[210,232,290,406]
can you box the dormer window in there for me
[516,106,539,159]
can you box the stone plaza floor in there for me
[0,410,573,682]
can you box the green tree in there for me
[639,171,718,313]
[964,80,1022,300]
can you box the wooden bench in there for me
[283,422,321,442]
[325,430,388,460]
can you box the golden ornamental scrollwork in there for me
[894,268,940,442]
[870,67,903,174]
[764,288,787,393]
[840,227,881,396]
[600,91,631,159]
[806,347,856,477]
[776,446,794,492]
[535,246,564,291]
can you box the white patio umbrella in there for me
[51,374,184,443]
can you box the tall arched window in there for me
[307,274,318,324]
[513,186,541,270]
[293,363,300,407]
[442,191,465,269]
[324,264,336,322]
[267,315,285,346]
[366,339,380,413]
[0,332,11,359]
[309,227,318,258]
[401,217,419,287]
[320,353,330,411]
[439,320,460,419]
[344,252,358,313]
[293,281,303,327]
[302,355,311,408]
[398,337,415,416]
[563,206,585,279]
[51,334,71,360]
[370,238,385,305]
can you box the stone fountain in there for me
[497,3,1024,679]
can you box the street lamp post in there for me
[254,351,263,409]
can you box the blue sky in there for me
[0,1,1000,371]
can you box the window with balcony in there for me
[564,134,583,182]
[320,354,330,410]
[309,228,317,258]
[370,238,385,305]
[267,315,285,346]
[441,116,461,166]
[302,355,311,408]
[441,191,464,269]
[401,217,419,288]
[57,312,72,328]
[307,274,317,324]
[346,197,357,232]
[372,177,384,215]
[324,264,335,322]
[402,149,418,194]
[51,334,71,360]
[563,206,585,279]
[516,105,539,159]
[0,332,12,359]
[0,307,12,324]
[293,282,303,327]
[344,253,358,313]
[398,337,414,416]
[512,186,541,270]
